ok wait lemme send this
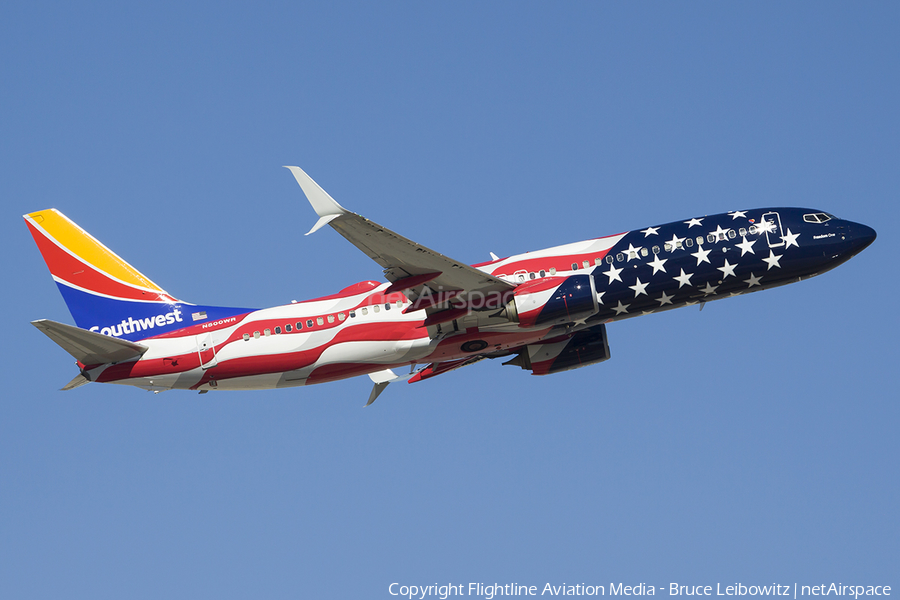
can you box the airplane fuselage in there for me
[76,206,875,392]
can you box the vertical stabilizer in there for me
[24,209,253,341]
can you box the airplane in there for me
[25,167,876,404]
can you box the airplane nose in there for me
[845,221,877,256]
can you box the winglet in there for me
[283,166,349,235]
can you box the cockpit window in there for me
[803,212,834,223]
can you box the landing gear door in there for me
[762,211,785,248]
[196,333,218,369]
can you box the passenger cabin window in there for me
[641,248,649,257]
[539,269,546,277]
[652,246,660,254]
[606,255,614,264]
[264,328,271,336]
[373,305,380,313]
[274,326,282,334]
[327,315,335,323]
[696,236,703,245]
[285,324,292,332]
[685,238,693,248]
[749,225,758,234]
[594,257,602,266]
[338,312,346,321]
[707,233,716,243]
[739,228,747,236]
[349,311,356,318]
[529,272,536,279]
[549,267,557,275]
[307,319,314,327]
[616,253,625,262]
[243,333,250,341]
[571,263,579,270]
[361,308,368,316]
[317,317,324,325]
[296,322,303,330]
[582,260,590,268]
[253,331,260,339]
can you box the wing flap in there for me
[32,319,148,366]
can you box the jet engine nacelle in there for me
[502,274,599,328]
[503,323,611,375]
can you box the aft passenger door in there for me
[762,211,785,248]
[196,333,218,369]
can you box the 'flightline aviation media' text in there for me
[388,583,891,600]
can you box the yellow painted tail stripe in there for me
[27,209,167,294]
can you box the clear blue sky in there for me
[2,2,897,598]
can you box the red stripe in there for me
[26,221,173,302]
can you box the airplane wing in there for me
[285,167,515,309]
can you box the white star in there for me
[736,235,756,256]
[665,234,685,252]
[781,228,800,249]
[647,253,668,274]
[629,277,649,297]
[673,269,694,288]
[596,291,605,305]
[691,245,712,265]
[684,217,704,228]
[657,291,674,306]
[641,226,660,237]
[744,272,763,288]
[711,224,730,243]
[701,282,719,296]
[729,210,748,220]
[717,258,738,279]
[613,301,630,315]
[624,243,643,261]
[762,250,783,270]
[759,218,777,234]
[604,263,624,283]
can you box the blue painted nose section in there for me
[847,222,877,256]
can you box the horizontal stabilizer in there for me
[32,319,148,366]
[61,373,90,391]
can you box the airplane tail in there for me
[24,209,252,342]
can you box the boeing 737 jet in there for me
[25,167,876,404]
